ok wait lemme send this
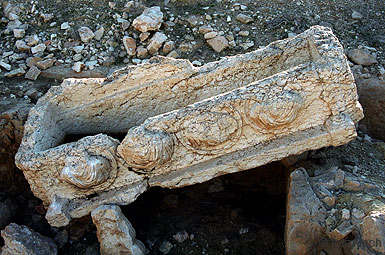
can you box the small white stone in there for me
[0,61,12,71]
[13,28,25,38]
[352,11,363,19]
[60,22,70,30]
[72,62,84,73]
[73,45,84,54]
[31,44,46,54]
[204,31,218,40]
[341,209,350,220]
[78,27,95,43]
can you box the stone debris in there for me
[60,22,70,30]
[235,13,253,24]
[159,241,173,255]
[31,43,46,55]
[78,27,95,43]
[4,68,25,77]
[123,36,137,56]
[36,58,55,70]
[362,212,385,253]
[0,61,12,71]
[72,62,85,73]
[132,6,163,32]
[12,28,25,38]
[147,32,167,54]
[206,35,229,52]
[173,230,189,243]
[347,48,377,66]
[24,66,41,80]
[352,10,363,19]
[285,168,326,255]
[91,205,147,255]
[326,221,353,241]
[15,26,363,227]
[94,26,105,41]
[1,223,58,255]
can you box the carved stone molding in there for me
[15,26,363,227]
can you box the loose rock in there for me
[1,223,58,255]
[132,6,163,32]
[347,49,377,66]
[123,36,136,56]
[206,36,229,52]
[147,32,167,54]
[91,205,147,255]
[24,66,41,80]
[78,27,95,43]
[235,13,253,24]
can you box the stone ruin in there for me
[15,26,363,253]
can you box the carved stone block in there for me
[15,26,363,227]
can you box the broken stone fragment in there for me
[72,61,84,72]
[123,36,137,56]
[36,58,55,70]
[15,26,363,227]
[0,61,11,71]
[15,40,30,52]
[132,6,163,32]
[362,211,385,253]
[285,168,326,255]
[78,26,95,43]
[326,221,353,241]
[147,32,167,54]
[206,35,229,52]
[24,66,41,80]
[31,43,46,55]
[91,205,147,255]
[235,13,253,24]
[94,26,105,41]
[4,67,25,77]
[1,223,58,255]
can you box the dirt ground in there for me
[0,0,384,254]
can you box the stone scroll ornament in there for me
[15,26,363,228]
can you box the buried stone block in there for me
[15,26,363,227]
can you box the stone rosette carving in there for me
[176,104,242,155]
[244,91,304,133]
[117,127,174,171]
[60,146,117,191]
[15,26,363,227]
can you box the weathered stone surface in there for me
[285,168,327,255]
[1,223,58,255]
[356,77,385,141]
[91,205,147,255]
[132,6,163,33]
[15,26,363,227]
